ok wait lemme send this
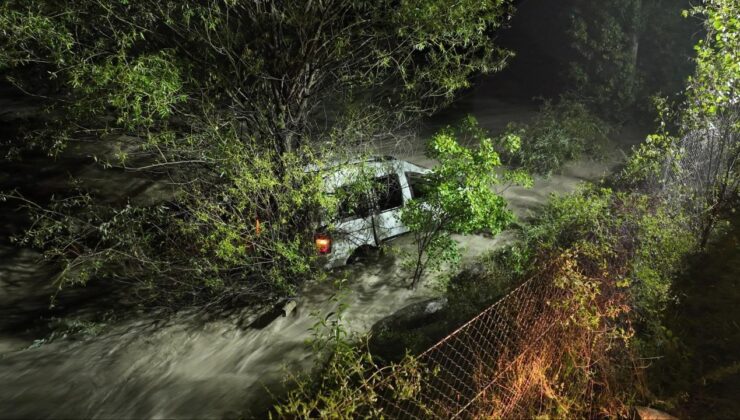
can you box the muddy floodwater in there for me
[0,93,635,418]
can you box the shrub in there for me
[274,297,429,418]
[401,117,528,288]
[6,133,336,306]
[525,186,697,344]
[445,244,529,321]
[501,99,611,176]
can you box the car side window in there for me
[336,184,372,220]
[374,174,403,212]
[406,172,432,200]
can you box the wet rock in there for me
[373,297,448,331]
[281,300,297,317]
[633,406,679,420]
[369,297,449,362]
[247,298,295,329]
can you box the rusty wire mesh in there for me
[368,273,571,419]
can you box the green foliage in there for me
[446,246,522,318]
[401,117,520,287]
[70,51,188,129]
[6,191,169,292]
[393,0,515,94]
[29,316,110,348]
[274,294,428,418]
[501,99,610,176]
[526,186,697,342]
[297,184,696,417]
[624,0,739,247]
[370,249,522,363]
[178,138,334,298]
[0,0,514,156]
[5,134,333,305]
[526,187,613,250]
[565,0,697,118]
[631,202,695,323]
[684,0,740,120]
[623,98,682,185]
[0,0,515,307]
[567,0,643,116]
[649,214,740,417]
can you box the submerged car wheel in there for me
[346,245,381,265]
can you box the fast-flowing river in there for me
[0,92,634,418]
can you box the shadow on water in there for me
[652,214,740,418]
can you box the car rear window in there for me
[334,173,404,219]
[406,172,433,200]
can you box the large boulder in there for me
[633,406,679,420]
[369,297,449,363]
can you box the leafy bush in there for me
[274,296,428,418]
[501,99,611,176]
[6,133,335,306]
[444,247,521,321]
[525,186,696,341]
[401,117,526,288]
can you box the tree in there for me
[401,117,529,288]
[567,0,643,116]
[0,0,514,158]
[565,0,697,119]
[626,0,739,247]
[0,0,515,305]
[675,0,739,246]
[499,98,611,176]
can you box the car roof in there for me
[312,156,428,192]
[303,155,397,173]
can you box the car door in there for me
[371,172,408,242]
[331,182,377,261]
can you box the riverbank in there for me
[651,214,740,419]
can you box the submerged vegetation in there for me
[500,98,611,176]
[0,0,515,306]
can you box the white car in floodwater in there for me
[314,156,431,268]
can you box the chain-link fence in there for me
[367,271,572,419]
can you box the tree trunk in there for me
[411,254,424,289]
[629,0,642,108]
[700,217,714,249]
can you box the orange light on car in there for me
[314,234,332,254]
